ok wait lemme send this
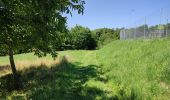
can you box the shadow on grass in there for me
[0,57,140,100]
[0,65,10,71]
[0,57,112,100]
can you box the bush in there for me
[93,28,120,48]
[59,25,97,50]
[59,26,120,50]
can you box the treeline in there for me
[0,25,120,56]
[58,25,120,50]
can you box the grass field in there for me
[0,39,170,99]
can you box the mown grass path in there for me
[80,51,99,66]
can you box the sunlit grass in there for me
[0,39,170,99]
[96,39,170,99]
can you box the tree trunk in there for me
[9,47,23,89]
[9,48,17,75]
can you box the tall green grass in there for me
[95,39,170,99]
[0,39,170,99]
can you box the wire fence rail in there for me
[120,7,170,40]
[120,24,170,40]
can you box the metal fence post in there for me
[166,17,168,37]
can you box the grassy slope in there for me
[96,39,170,99]
[0,39,170,99]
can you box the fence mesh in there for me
[120,7,170,40]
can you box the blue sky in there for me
[66,0,170,29]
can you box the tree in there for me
[93,28,120,48]
[0,0,85,89]
[70,25,97,50]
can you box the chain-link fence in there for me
[120,8,170,40]
[120,25,170,40]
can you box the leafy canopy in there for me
[0,0,85,58]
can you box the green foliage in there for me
[0,0,85,58]
[60,25,97,50]
[58,26,120,50]
[93,28,120,48]
[0,0,85,89]
[0,45,6,56]
[70,25,97,50]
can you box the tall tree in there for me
[70,25,97,50]
[0,0,85,89]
